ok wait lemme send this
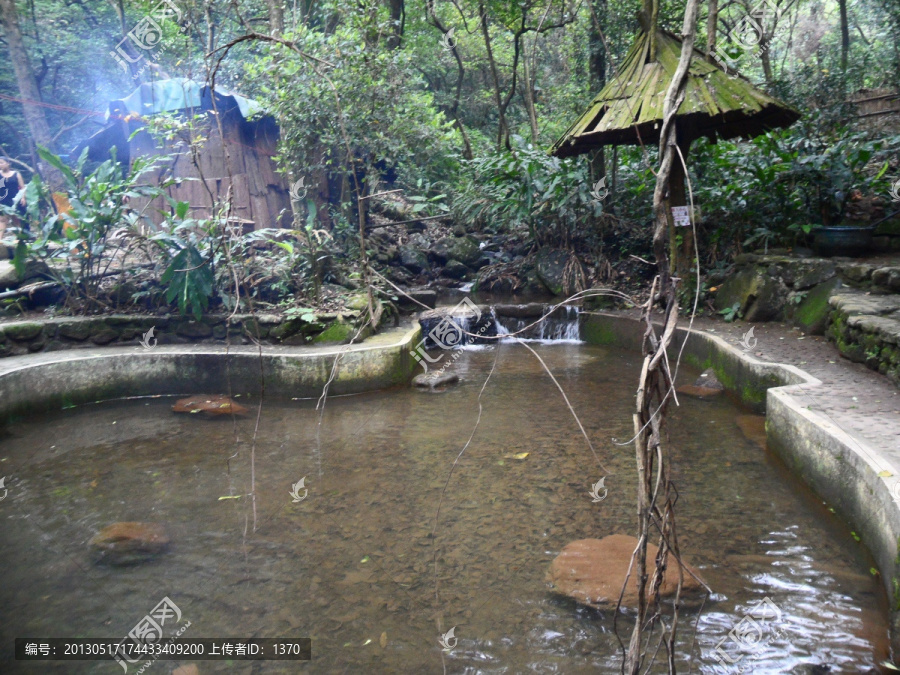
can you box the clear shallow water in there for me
[0,343,889,673]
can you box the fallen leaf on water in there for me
[878,470,893,478]
[503,452,529,460]
[380,632,387,648]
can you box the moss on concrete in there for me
[312,321,354,345]
[579,319,620,346]
[4,322,43,341]
[792,278,841,335]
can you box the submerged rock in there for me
[412,371,459,390]
[736,414,767,449]
[172,395,248,416]
[547,535,704,608]
[677,369,725,398]
[90,522,169,566]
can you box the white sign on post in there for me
[672,206,691,227]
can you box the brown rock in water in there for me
[90,522,169,566]
[695,369,725,390]
[172,395,248,416]
[412,372,459,390]
[736,414,767,449]
[677,369,726,398]
[547,535,704,608]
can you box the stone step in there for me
[828,290,900,385]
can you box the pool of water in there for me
[0,343,890,673]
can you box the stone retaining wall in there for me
[713,254,900,335]
[0,309,390,358]
[0,325,421,421]
[828,292,900,385]
[581,310,900,655]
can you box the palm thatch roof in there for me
[551,29,799,157]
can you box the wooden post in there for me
[667,134,693,279]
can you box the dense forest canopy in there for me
[1,0,897,158]
[1,0,899,315]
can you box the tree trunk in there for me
[425,0,473,159]
[760,43,774,87]
[623,0,701,670]
[106,0,127,36]
[668,135,693,278]
[0,0,63,189]
[838,0,849,72]
[386,0,404,49]
[639,0,660,59]
[706,0,718,61]
[589,0,607,91]
[588,0,607,203]
[522,55,540,142]
[479,2,509,149]
[266,0,284,34]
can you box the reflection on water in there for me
[0,343,889,673]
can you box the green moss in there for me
[3,322,43,341]
[580,320,620,346]
[793,278,840,334]
[741,385,766,405]
[312,321,354,345]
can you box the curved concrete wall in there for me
[581,311,900,654]
[0,325,422,421]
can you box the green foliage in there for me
[247,15,461,217]
[691,113,900,251]
[453,136,599,248]
[159,246,213,320]
[7,147,163,309]
[718,302,742,322]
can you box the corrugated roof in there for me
[112,77,264,120]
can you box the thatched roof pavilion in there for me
[551,28,799,274]
[551,29,799,157]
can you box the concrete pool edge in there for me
[0,324,423,421]
[581,310,900,656]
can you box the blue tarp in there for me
[113,77,264,120]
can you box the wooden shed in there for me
[75,78,291,230]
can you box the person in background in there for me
[0,158,26,251]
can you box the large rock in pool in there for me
[412,371,459,390]
[172,395,248,416]
[90,522,169,565]
[547,534,704,608]
[676,369,725,398]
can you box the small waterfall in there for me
[492,304,581,343]
[419,302,581,350]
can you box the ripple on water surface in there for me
[0,343,889,673]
